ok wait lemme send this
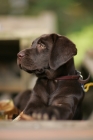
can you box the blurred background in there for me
[0,0,93,119]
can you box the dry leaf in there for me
[0,100,19,120]
[13,112,34,121]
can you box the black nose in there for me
[17,51,25,58]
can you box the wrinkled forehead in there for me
[34,33,61,43]
[31,34,49,46]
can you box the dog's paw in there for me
[32,112,57,120]
[32,108,60,120]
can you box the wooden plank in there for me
[0,83,25,93]
[0,121,93,140]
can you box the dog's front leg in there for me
[32,105,73,120]
[22,92,46,117]
[29,96,75,120]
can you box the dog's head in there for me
[17,33,77,78]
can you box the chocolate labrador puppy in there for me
[16,33,85,120]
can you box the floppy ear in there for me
[49,34,77,70]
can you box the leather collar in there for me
[56,75,80,81]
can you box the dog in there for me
[15,33,87,120]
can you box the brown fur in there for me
[15,33,85,120]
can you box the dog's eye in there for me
[40,43,46,49]
[38,42,46,49]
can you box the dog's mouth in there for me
[19,64,47,76]
[19,64,36,73]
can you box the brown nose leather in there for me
[17,52,25,58]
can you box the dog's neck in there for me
[45,58,76,80]
[65,58,76,75]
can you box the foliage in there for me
[26,0,93,35]
[68,25,93,67]
[0,0,93,35]
[0,0,93,66]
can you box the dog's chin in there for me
[18,64,34,74]
[18,64,46,77]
